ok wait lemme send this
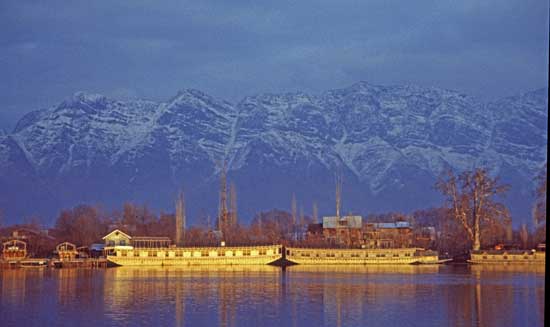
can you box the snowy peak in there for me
[0,81,546,225]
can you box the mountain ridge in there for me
[0,82,547,226]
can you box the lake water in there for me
[0,265,545,327]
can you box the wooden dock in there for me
[1,258,108,269]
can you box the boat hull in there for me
[106,245,283,266]
[286,247,443,265]
[468,250,545,265]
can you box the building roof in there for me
[323,216,362,229]
[373,222,411,229]
[132,236,172,241]
[102,229,132,240]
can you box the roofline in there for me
[102,229,132,240]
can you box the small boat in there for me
[19,258,49,267]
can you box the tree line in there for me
[0,165,546,256]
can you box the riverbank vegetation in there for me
[0,166,545,258]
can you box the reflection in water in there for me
[0,265,545,327]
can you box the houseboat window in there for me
[243,250,251,256]
[120,240,126,246]
[404,253,410,257]
[376,254,386,257]
[121,251,127,257]
[259,249,266,255]
[503,256,508,259]
[393,254,399,257]
[201,250,208,256]
[483,256,488,259]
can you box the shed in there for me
[56,242,78,261]
[2,239,27,260]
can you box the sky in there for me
[1,0,548,131]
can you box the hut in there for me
[103,229,132,248]
[2,239,27,260]
[77,246,90,259]
[56,242,78,261]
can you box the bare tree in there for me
[335,169,343,219]
[533,163,546,225]
[175,191,185,246]
[291,193,297,240]
[519,224,529,249]
[312,202,318,224]
[436,168,510,251]
[229,182,238,226]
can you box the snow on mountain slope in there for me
[0,83,547,225]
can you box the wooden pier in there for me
[1,258,108,269]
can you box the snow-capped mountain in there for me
[0,82,547,225]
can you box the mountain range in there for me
[0,82,547,226]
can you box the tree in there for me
[533,163,546,225]
[312,202,318,224]
[436,168,510,251]
[291,193,297,241]
[519,224,529,249]
[54,204,108,246]
[175,192,185,245]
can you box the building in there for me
[413,226,437,249]
[103,229,172,249]
[55,242,78,261]
[322,215,363,247]
[362,222,413,248]
[103,229,132,247]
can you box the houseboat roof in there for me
[132,236,172,241]
[102,229,132,240]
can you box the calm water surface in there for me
[0,265,545,327]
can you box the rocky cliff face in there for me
[0,82,547,225]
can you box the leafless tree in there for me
[519,224,529,249]
[436,168,510,251]
[533,163,546,225]
[312,202,318,224]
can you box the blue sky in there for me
[1,1,548,131]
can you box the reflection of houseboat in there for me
[468,248,545,265]
[103,229,283,266]
[286,247,450,265]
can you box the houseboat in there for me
[103,229,283,266]
[285,247,450,265]
[468,248,545,265]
